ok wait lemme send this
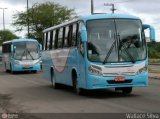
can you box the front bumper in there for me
[85,72,148,89]
[12,63,41,71]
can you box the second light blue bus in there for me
[42,14,155,95]
[2,39,42,73]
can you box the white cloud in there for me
[0,0,160,41]
[0,2,26,37]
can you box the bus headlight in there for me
[137,65,147,74]
[14,60,20,65]
[88,65,102,76]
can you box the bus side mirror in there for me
[39,44,42,51]
[12,45,15,53]
[143,24,155,42]
[81,25,87,42]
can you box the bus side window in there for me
[80,42,84,56]
[62,27,65,48]
[46,32,50,50]
[77,21,83,44]
[44,32,48,50]
[68,25,73,47]
[76,23,79,47]
[58,28,63,49]
[72,23,78,47]
[52,30,56,49]
[2,43,11,53]
[64,26,69,48]
[54,29,59,49]
[42,33,45,50]
[49,31,53,50]
[77,22,84,56]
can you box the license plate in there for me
[24,65,31,68]
[114,77,125,82]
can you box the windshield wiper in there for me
[26,49,34,60]
[120,46,136,63]
[103,35,117,64]
[20,50,26,60]
[118,36,136,63]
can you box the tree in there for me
[12,2,75,43]
[0,30,19,46]
[148,42,160,59]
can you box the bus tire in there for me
[50,69,59,89]
[32,70,37,73]
[72,70,84,95]
[122,87,132,94]
[4,63,9,72]
[10,63,15,74]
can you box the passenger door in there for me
[77,22,86,88]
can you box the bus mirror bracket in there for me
[143,24,155,42]
[81,26,87,42]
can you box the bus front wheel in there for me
[72,71,84,95]
[50,69,59,89]
[122,87,132,94]
[10,63,15,74]
[32,70,37,73]
[4,63,9,72]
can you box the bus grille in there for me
[22,67,33,69]
[103,72,135,77]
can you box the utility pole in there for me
[91,0,94,14]
[104,3,116,14]
[0,8,7,31]
[27,0,29,38]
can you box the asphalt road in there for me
[0,64,160,118]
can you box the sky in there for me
[0,0,160,41]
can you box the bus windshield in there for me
[13,42,40,60]
[87,19,146,63]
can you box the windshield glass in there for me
[13,42,40,60]
[87,19,146,63]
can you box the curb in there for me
[149,64,160,65]
[149,76,160,80]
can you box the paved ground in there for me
[0,64,160,118]
[149,64,160,79]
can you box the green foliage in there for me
[147,42,160,59]
[0,30,19,46]
[12,2,75,43]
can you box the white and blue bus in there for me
[2,39,42,73]
[42,14,155,95]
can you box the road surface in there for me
[0,64,160,118]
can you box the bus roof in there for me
[2,38,38,44]
[43,13,140,33]
[80,13,140,22]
